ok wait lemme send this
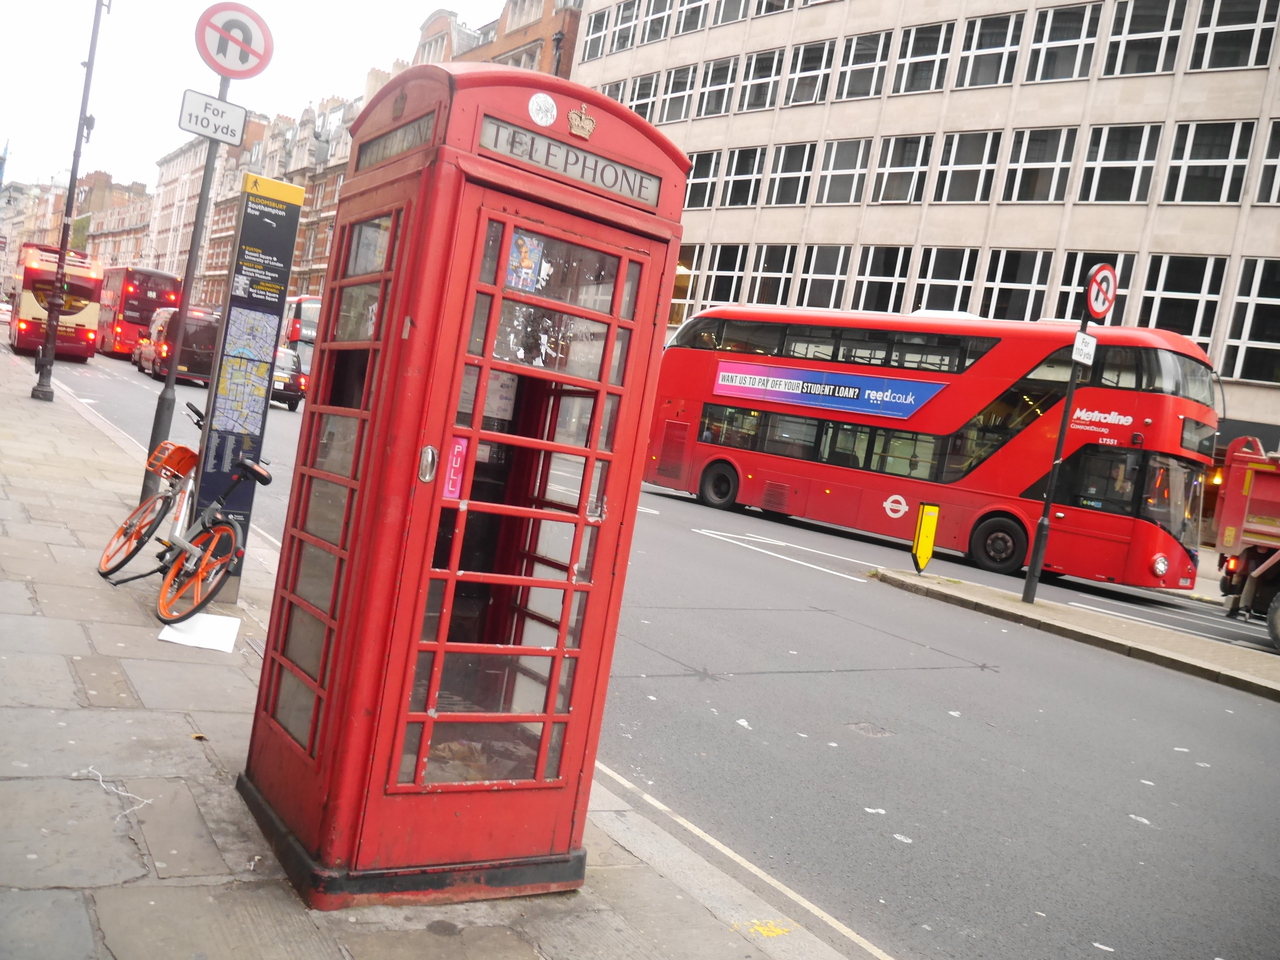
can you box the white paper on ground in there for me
[158,613,240,653]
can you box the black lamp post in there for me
[552,30,565,77]
[32,0,110,402]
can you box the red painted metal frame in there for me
[240,62,687,909]
[645,306,1217,590]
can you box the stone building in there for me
[570,0,1280,445]
[415,0,584,77]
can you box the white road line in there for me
[725,531,883,568]
[694,529,867,582]
[1067,602,1255,643]
[595,761,898,960]
[636,505,660,514]
[1069,596,1269,635]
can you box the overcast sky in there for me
[1,0,505,188]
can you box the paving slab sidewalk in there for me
[875,568,1280,702]
[0,348,860,960]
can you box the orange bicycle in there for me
[99,403,272,623]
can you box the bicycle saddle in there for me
[234,459,273,486]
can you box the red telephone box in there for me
[237,63,687,908]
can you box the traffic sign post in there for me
[141,3,273,504]
[1022,262,1117,604]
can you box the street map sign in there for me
[194,174,303,561]
[178,89,247,146]
[195,2,273,79]
[1086,262,1118,320]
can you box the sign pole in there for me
[141,74,230,502]
[1022,263,1115,604]
[31,0,109,402]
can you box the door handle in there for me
[1053,512,1065,519]
[418,445,438,482]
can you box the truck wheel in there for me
[969,516,1027,576]
[1267,592,1280,649]
[697,462,738,510]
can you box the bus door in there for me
[1042,445,1139,580]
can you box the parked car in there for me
[271,347,307,411]
[0,301,12,325]
[137,305,221,384]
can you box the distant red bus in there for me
[8,244,103,361]
[646,306,1218,590]
[96,266,181,357]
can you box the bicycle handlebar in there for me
[185,402,205,428]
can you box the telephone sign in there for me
[195,3,273,79]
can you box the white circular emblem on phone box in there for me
[528,93,557,127]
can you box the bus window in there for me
[1140,453,1203,552]
[1099,346,1140,388]
[837,327,892,366]
[700,404,761,449]
[1142,349,1215,407]
[720,320,783,355]
[759,414,820,460]
[783,325,837,360]
[819,422,870,469]
[1026,346,1088,383]
[1071,447,1141,515]
[871,429,938,479]
[890,334,964,373]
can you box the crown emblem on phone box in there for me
[567,104,596,139]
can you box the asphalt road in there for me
[603,491,1280,960]
[46,351,303,545]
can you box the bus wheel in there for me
[970,516,1027,575]
[698,462,739,510]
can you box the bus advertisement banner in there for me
[713,360,946,419]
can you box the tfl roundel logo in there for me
[883,495,908,519]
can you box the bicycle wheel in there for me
[98,493,172,578]
[155,518,241,624]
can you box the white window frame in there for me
[934,131,1002,202]
[1025,3,1102,82]
[872,135,934,203]
[1078,125,1162,202]
[630,72,660,122]
[1138,255,1226,350]
[1057,252,1135,322]
[815,138,871,204]
[721,147,767,206]
[670,244,704,325]
[685,152,721,208]
[1190,0,1278,70]
[1104,0,1186,76]
[956,13,1024,87]
[582,10,610,60]
[748,244,798,304]
[1163,121,1255,203]
[835,32,891,100]
[1222,258,1280,383]
[600,80,626,101]
[675,0,708,34]
[704,244,749,304]
[641,0,673,44]
[893,22,955,94]
[785,40,836,106]
[755,0,794,16]
[660,65,699,122]
[913,248,980,312]
[1258,120,1280,203]
[795,246,852,308]
[611,0,640,52]
[1003,127,1078,202]
[852,246,912,312]
[766,142,817,205]
[738,50,784,111]
[713,0,749,25]
[697,57,738,117]
[980,250,1054,321]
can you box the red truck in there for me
[1215,436,1280,645]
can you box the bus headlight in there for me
[1152,555,1169,577]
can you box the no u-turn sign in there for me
[196,3,274,79]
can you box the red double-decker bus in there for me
[8,244,103,361]
[96,266,181,357]
[646,306,1217,590]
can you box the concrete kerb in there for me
[874,568,1280,703]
